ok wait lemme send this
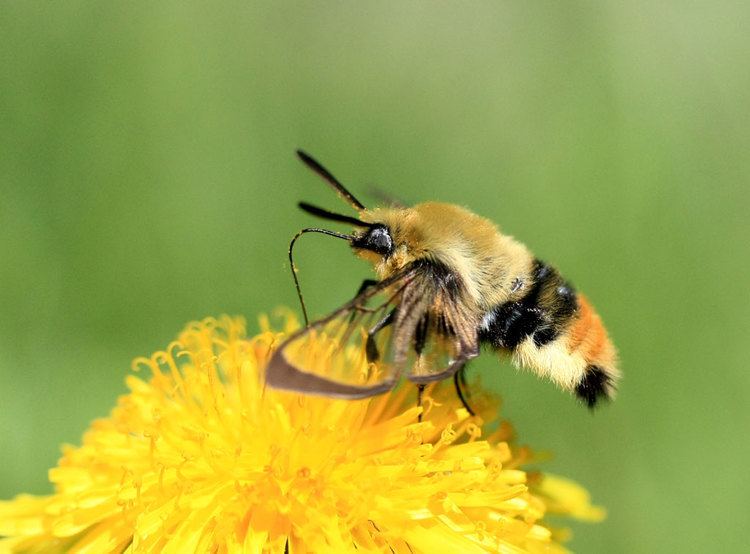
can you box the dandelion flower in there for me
[0,314,604,553]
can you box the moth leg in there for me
[356,278,378,296]
[417,384,426,423]
[365,308,396,362]
[350,279,380,318]
[453,364,475,416]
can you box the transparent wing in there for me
[266,263,481,398]
[397,282,481,385]
[266,267,419,398]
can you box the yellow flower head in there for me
[0,314,604,553]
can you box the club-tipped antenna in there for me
[296,150,366,211]
[289,227,354,327]
[298,202,372,227]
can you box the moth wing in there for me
[398,277,481,384]
[265,266,420,398]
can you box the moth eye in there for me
[368,227,392,252]
[352,225,394,256]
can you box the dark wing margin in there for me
[265,261,480,398]
[265,265,419,398]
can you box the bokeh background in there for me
[2,2,749,552]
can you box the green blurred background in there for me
[2,2,749,552]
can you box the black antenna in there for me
[298,202,372,227]
[288,227,353,326]
[296,150,366,211]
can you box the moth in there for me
[266,151,620,411]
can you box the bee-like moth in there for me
[267,151,620,410]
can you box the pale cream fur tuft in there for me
[512,337,588,391]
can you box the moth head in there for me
[351,207,424,277]
[293,149,413,273]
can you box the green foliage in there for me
[1,3,748,552]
